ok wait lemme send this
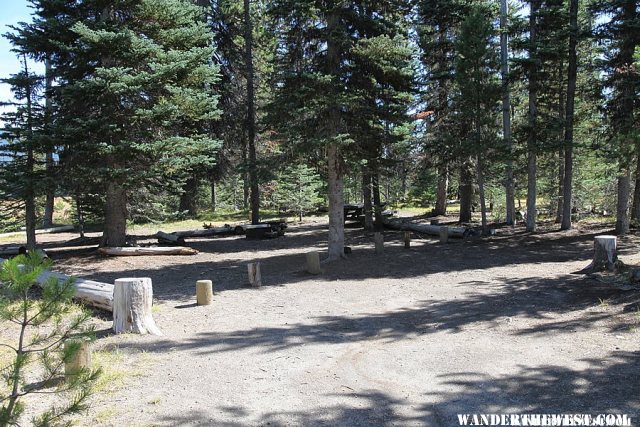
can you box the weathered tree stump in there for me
[374,232,384,254]
[64,340,91,378]
[580,235,618,273]
[403,231,411,249]
[306,252,322,275]
[248,263,262,287]
[196,280,214,305]
[439,226,449,244]
[113,278,163,335]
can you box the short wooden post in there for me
[113,278,162,336]
[374,232,384,254]
[592,235,617,271]
[64,340,91,378]
[196,280,214,306]
[439,226,449,244]
[306,252,322,275]
[248,262,262,287]
[403,231,411,249]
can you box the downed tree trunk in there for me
[35,225,75,235]
[99,246,198,256]
[173,226,235,238]
[383,218,470,238]
[0,257,113,311]
[37,270,113,312]
[0,247,21,257]
[113,277,162,335]
[156,231,185,245]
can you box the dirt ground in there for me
[3,217,640,426]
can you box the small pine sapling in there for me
[0,253,100,426]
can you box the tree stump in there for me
[374,232,384,254]
[113,278,163,336]
[306,252,322,275]
[248,263,262,287]
[64,340,91,378]
[196,280,213,305]
[439,226,449,244]
[586,235,618,272]
[403,231,411,249]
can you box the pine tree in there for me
[453,5,501,234]
[0,55,45,249]
[591,0,639,234]
[43,0,222,246]
[269,0,413,260]
[274,164,323,221]
[0,253,100,425]
[416,0,469,217]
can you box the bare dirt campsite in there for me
[2,216,639,426]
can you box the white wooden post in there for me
[196,280,214,305]
[306,252,322,275]
[248,263,262,287]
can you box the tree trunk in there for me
[526,0,539,233]
[362,166,373,231]
[113,278,162,335]
[325,10,345,262]
[476,155,488,234]
[179,176,199,217]
[556,149,565,223]
[43,57,55,228]
[435,163,448,216]
[616,170,631,235]
[632,156,640,221]
[372,167,383,230]
[244,0,260,225]
[102,182,127,247]
[459,160,474,223]
[22,55,37,251]
[327,144,345,261]
[561,0,578,230]
[210,178,217,212]
[500,0,515,226]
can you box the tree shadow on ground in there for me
[155,391,414,427]
[149,352,639,425]
[420,350,640,421]
[54,223,640,306]
[109,273,638,357]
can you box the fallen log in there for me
[0,257,113,312]
[156,231,185,245]
[98,246,198,256]
[173,226,235,238]
[36,270,113,312]
[35,225,75,235]
[0,246,21,257]
[383,217,470,238]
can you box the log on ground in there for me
[99,246,198,256]
[0,257,113,311]
[383,218,470,238]
[156,231,186,245]
[173,226,235,238]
